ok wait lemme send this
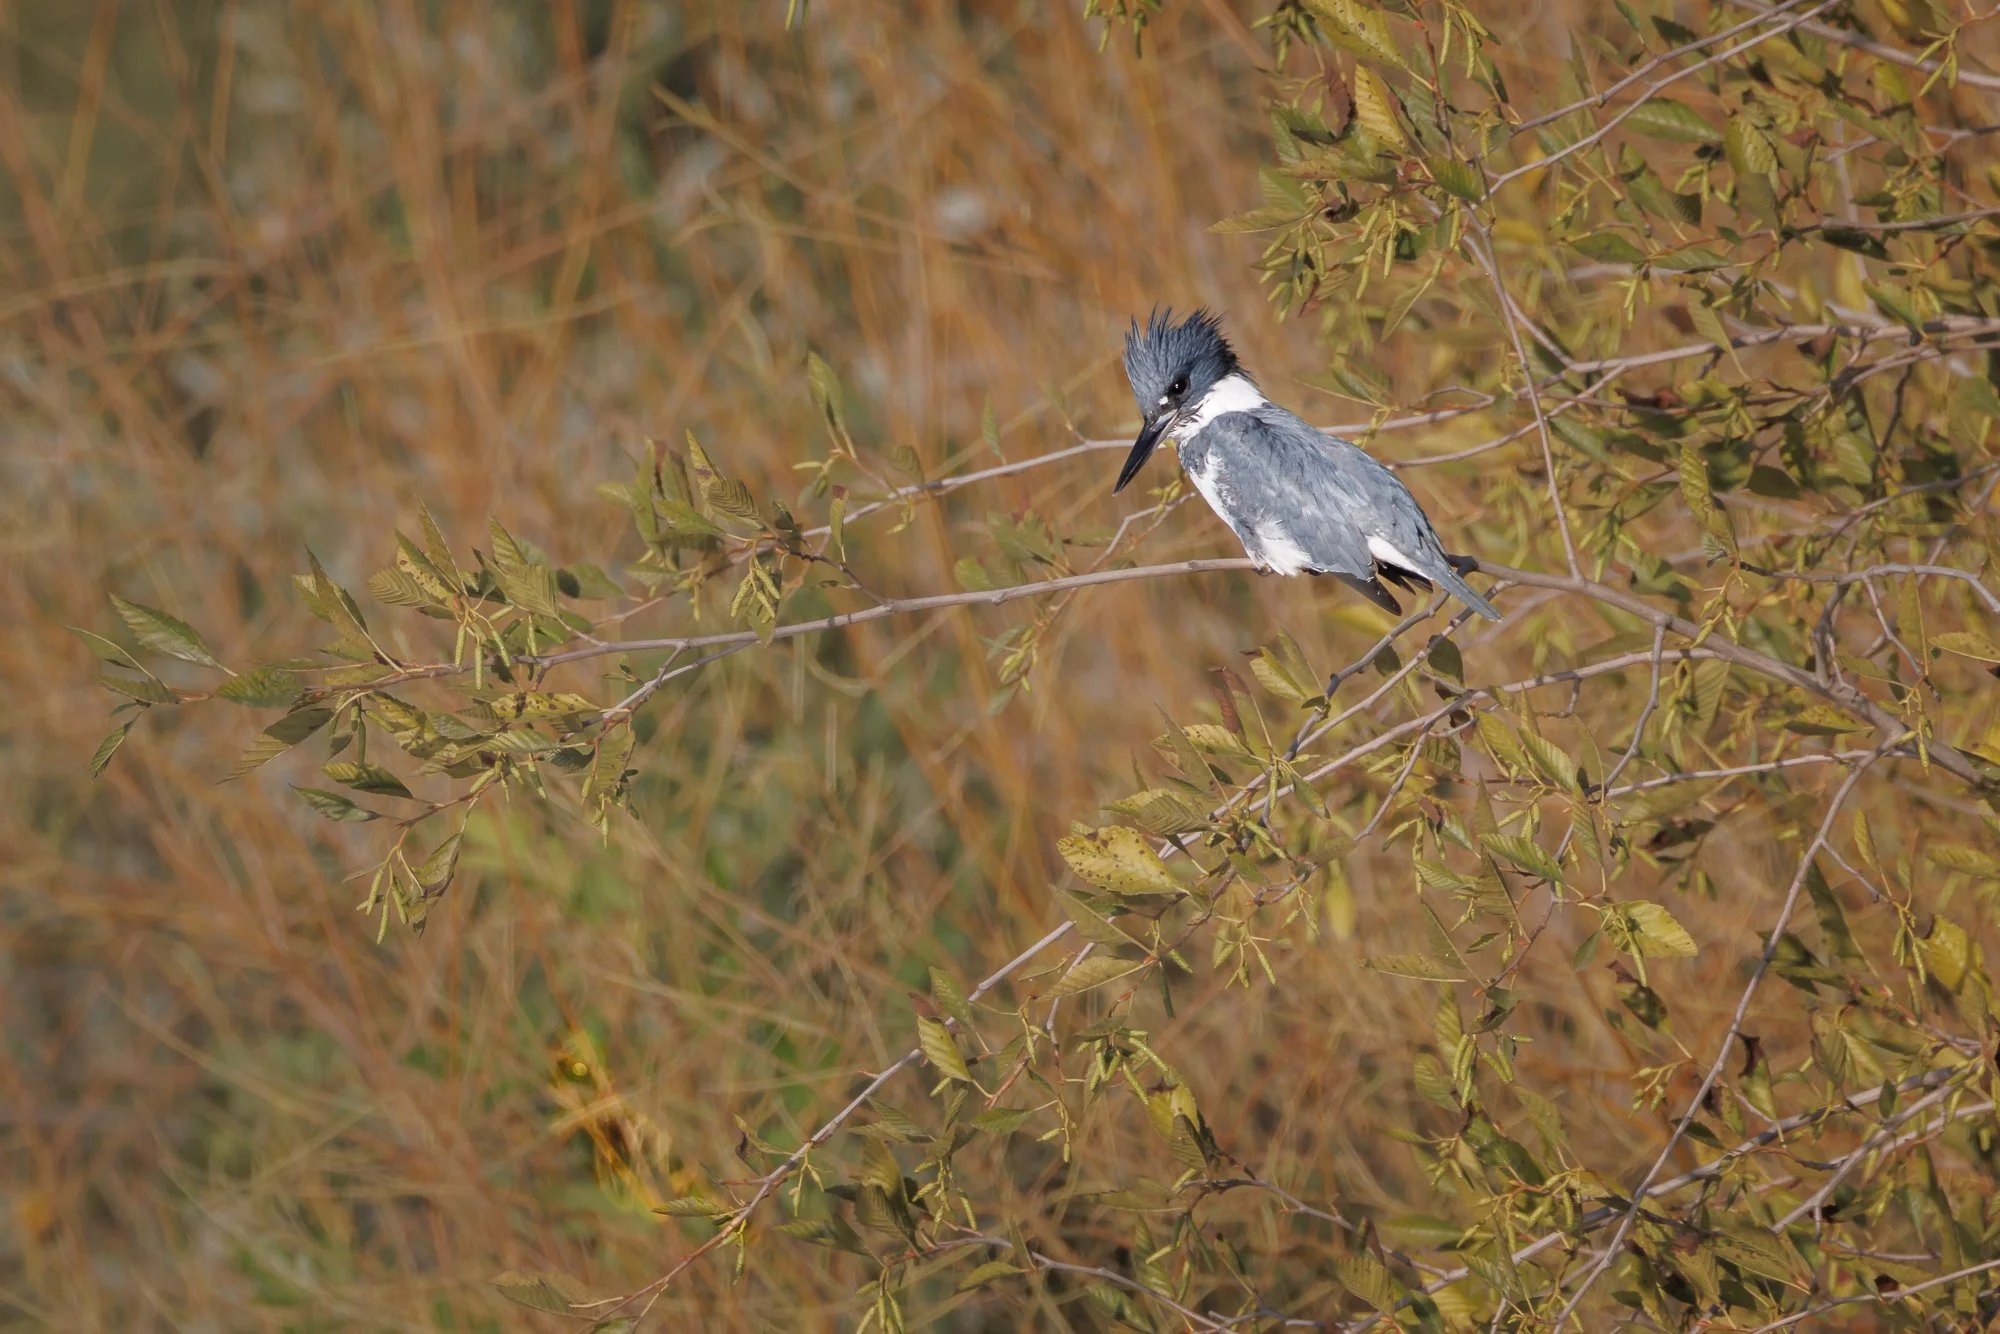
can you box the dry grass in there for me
[4,2,1993,1330]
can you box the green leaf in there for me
[805,349,846,438]
[69,626,143,671]
[111,595,224,669]
[1364,953,1466,981]
[970,1106,1033,1137]
[916,1016,972,1082]
[1483,833,1565,884]
[1427,155,1483,200]
[1624,98,1721,143]
[1105,787,1210,836]
[1928,844,2000,878]
[413,833,463,894]
[1350,65,1407,152]
[1785,705,1868,736]
[956,1260,1025,1291]
[1058,826,1181,896]
[225,707,335,781]
[98,673,178,704]
[1724,115,1776,176]
[491,1271,581,1315]
[217,667,304,709]
[1051,955,1143,998]
[1302,0,1405,67]
[1568,229,1647,264]
[487,519,559,617]
[292,786,380,823]
[89,721,134,778]
[1933,631,2000,662]
[321,760,413,799]
[929,966,977,1032]
[1335,1252,1398,1313]
[1621,901,1698,957]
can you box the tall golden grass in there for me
[6,1,2000,1329]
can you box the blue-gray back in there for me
[1179,404,1452,577]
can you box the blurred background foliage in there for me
[9,0,2000,1329]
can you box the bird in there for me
[1115,307,1500,622]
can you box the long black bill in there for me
[1114,415,1170,493]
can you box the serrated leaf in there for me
[1624,98,1721,142]
[321,760,413,799]
[1622,901,1698,957]
[1058,826,1181,896]
[1569,229,1647,264]
[653,1195,729,1218]
[1335,1252,1398,1313]
[226,707,335,781]
[916,1016,972,1082]
[1052,954,1143,997]
[111,595,224,669]
[1350,65,1407,152]
[1934,631,2000,662]
[1364,953,1466,981]
[1785,705,1868,736]
[491,1270,581,1315]
[217,667,304,709]
[1057,890,1146,949]
[1249,649,1313,704]
[970,1106,1033,1137]
[1928,844,2000,877]
[805,350,846,437]
[487,519,559,617]
[98,672,178,704]
[1483,833,1564,884]
[413,833,462,893]
[1303,0,1404,66]
[1208,203,1309,234]
[929,966,977,1032]
[69,626,144,671]
[1428,155,1483,200]
[1520,731,1581,793]
[1106,788,1209,836]
[292,786,380,823]
[89,721,133,778]
[1724,115,1776,176]
[957,1260,1025,1291]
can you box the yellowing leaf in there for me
[491,1270,581,1315]
[916,1016,972,1082]
[1928,844,2000,877]
[111,595,224,669]
[1363,952,1465,981]
[1051,954,1143,997]
[217,666,304,709]
[1303,0,1404,66]
[1724,115,1776,176]
[1058,826,1181,896]
[1934,630,2000,662]
[1350,65,1407,152]
[1623,98,1721,142]
[1785,705,1868,736]
[1622,901,1698,957]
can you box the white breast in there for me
[1176,373,1269,439]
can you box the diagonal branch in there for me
[1550,751,1885,1326]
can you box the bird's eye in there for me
[1169,376,1188,397]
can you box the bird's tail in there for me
[1432,560,1501,621]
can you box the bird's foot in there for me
[1444,552,1480,575]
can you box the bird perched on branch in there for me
[1116,308,1500,621]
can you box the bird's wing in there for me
[1310,435,1454,571]
[1198,413,1376,579]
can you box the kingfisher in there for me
[1116,308,1500,621]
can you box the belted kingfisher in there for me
[1116,308,1500,621]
